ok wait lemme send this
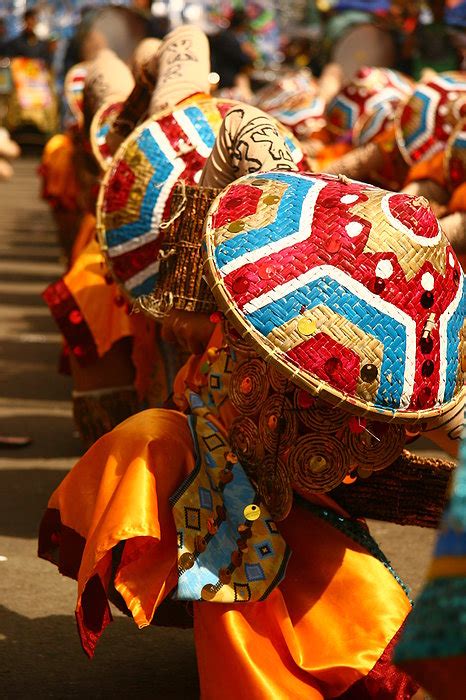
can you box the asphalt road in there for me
[0,158,441,699]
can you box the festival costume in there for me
[39,97,464,698]
[41,48,148,446]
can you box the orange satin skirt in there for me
[39,408,416,698]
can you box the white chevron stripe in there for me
[173,109,212,159]
[148,121,186,234]
[105,122,184,257]
[219,179,327,276]
[126,260,160,291]
[242,264,417,404]
[403,85,440,157]
[381,193,442,247]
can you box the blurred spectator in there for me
[209,9,255,89]
[5,9,51,66]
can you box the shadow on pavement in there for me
[0,416,79,460]
[0,469,69,539]
[0,339,71,402]
[0,605,199,699]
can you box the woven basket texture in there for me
[140,183,221,318]
[331,450,455,528]
[96,97,242,302]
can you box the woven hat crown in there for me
[203,171,465,422]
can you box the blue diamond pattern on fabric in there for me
[245,563,266,582]
[198,486,213,511]
[254,540,274,560]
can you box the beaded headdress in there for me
[201,171,464,516]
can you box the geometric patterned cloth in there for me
[171,411,290,603]
[204,171,465,420]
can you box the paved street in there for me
[0,158,441,698]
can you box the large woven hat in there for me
[97,96,304,302]
[445,117,466,191]
[90,99,124,169]
[327,67,413,141]
[203,171,465,423]
[396,71,466,166]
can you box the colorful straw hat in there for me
[90,99,124,170]
[397,71,466,166]
[64,63,87,125]
[97,96,304,302]
[445,118,466,191]
[203,171,465,423]
[354,74,414,146]
[327,67,413,140]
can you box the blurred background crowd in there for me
[0,0,465,144]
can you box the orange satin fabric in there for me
[47,409,196,628]
[47,399,411,697]
[45,330,413,694]
[405,151,445,188]
[64,236,148,361]
[449,182,466,213]
[40,133,80,211]
[195,503,411,700]
[314,142,352,171]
